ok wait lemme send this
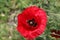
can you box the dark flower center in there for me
[27,19,37,27]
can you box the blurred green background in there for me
[0,0,60,40]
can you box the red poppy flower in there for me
[51,29,60,38]
[17,6,47,39]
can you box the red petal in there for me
[17,6,47,39]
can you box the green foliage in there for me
[36,37,44,40]
[0,0,60,40]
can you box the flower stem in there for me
[26,38,35,40]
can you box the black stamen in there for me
[27,19,37,27]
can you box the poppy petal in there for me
[17,6,47,39]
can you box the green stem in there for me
[26,38,35,40]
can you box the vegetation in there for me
[0,0,60,40]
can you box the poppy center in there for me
[27,19,37,27]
